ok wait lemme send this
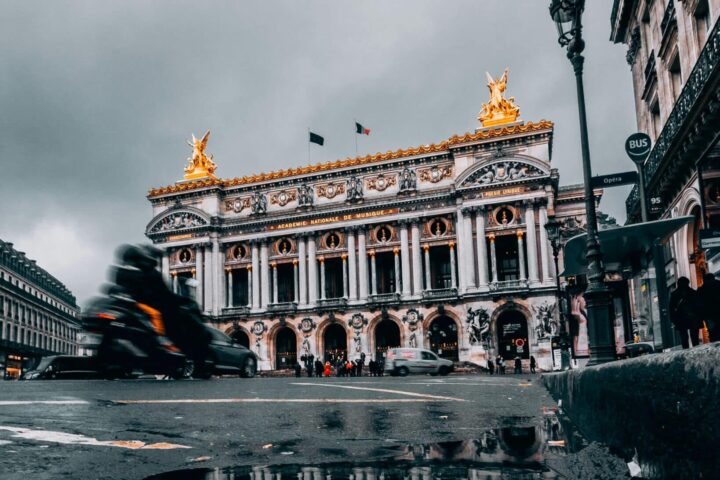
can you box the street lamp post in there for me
[545,219,571,369]
[549,0,615,365]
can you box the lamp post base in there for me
[584,285,616,366]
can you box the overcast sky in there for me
[0,1,637,306]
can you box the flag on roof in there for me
[309,132,324,146]
[355,122,371,135]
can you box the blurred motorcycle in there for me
[82,245,212,379]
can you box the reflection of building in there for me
[610,1,719,347]
[0,240,81,379]
[145,74,590,371]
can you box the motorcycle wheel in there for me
[172,361,194,380]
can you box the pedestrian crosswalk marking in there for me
[0,400,89,406]
[112,398,437,404]
[291,383,466,402]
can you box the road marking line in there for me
[291,383,466,402]
[0,426,190,449]
[113,398,438,404]
[0,400,90,406]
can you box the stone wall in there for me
[542,343,720,478]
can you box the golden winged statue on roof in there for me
[478,68,521,127]
[183,130,217,180]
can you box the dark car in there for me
[23,356,100,380]
[193,327,257,379]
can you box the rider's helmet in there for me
[179,277,199,300]
[116,244,159,272]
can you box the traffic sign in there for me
[590,171,638,189]
[700,230,720,249]
[625,132,652,165]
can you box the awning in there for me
[561,216,694,277]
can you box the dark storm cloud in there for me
[0,0,636,304]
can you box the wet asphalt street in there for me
[0,374,621,479]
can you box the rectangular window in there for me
[669,54,682,100]
[695,0,710,47]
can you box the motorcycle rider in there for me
[112,244,212,371]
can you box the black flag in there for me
[309,132,324,146]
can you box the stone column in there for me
[227,268,234,307]
[251,242,260,309]
[204,243,213,313]
[347,229,357,301]
[369,250,377,296]
[293,259,299,303]
[463,209,476,289]
[342,254,348,298]
[298,236,307,306]
[308,236,318,304]
[272,262,278,304]
[525,203,540,285]
[246,265,252,307]
[423,244,431,290]
[449,241,457,289]
[358,230,368,300]
[161,251,170,286]
[411,223,423,295]
[260,242,270,309]
[195,246,204,309]
[171,272,178,294]
[517,231,527,281]
[399,222,411,297]
[475,210,488,288]
[319,256,326,300]
[539,205,551,284]
[394,247,402,294]
[214,240,224,316]
[455,209,467,291]
[489,234,498,283]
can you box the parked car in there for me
[192,327,257,379]
[22,355,100,380]
[384,348,454,376]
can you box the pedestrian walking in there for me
[496,355,505,375]
[669,276,702,349]
[698,273,720,343]
[324,361,331,377]
[294,362,302,377]
[315,359,323,377]
[514,356,522,374]
[368,359,376,376]
[487,358,494,375]
[358,353,365,376]
[530,355,537,374]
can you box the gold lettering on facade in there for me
[168,233,193,241]
[480,187,525,198]
[267,208,400,231]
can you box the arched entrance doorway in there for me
[275,327,297,369]
[323,323,347,362]
[496,310,529,360]
[230,329,250,348]
[374,320,400,362]
[428,316,459,361]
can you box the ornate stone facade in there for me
[146,90,592,372]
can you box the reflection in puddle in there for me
[147,424,572,479]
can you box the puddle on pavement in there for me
[146,415,580,479]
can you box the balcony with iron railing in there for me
[626,19,720,218]
[367,293,401,305]
[421,288,458,302]
[489,279,530,293]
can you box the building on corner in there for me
[145,73,594,371]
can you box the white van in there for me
[384,348,454,376]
